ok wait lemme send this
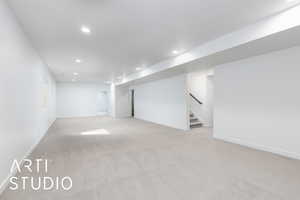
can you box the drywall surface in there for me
[109,84,131,118]
[115,85,131,118]
[214,46,300,160]
[109,83,116,117]
[133,74,189,130]
[57,83,109,118]
[0,0,56,192]
[187,69,214,127]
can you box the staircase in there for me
[190,113,203,129]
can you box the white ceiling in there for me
[7,0,299,83]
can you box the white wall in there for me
[214,46,300,160]
[0,0,56,192]
[115,85,131,118]
[109,84,131,118]
[187,69,214,127]
[132,74,189,130]
[57,83,109,118]
[109,83,116,117]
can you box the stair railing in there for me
[189,93,203,105]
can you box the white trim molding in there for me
[214,135,300,161]
[0,119,56,195]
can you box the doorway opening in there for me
[187,70,214,129]
[131,89,135,117]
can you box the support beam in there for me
[118,4,300,85]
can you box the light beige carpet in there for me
[1,116,300,199]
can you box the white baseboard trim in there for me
[0,119,56,195]
[57,113,108,119]
[214,135,300,161]
[135,116,189,131]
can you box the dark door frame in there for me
[131,89,134,117]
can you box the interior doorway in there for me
[187,70,214,128]
[96,91,108,115]
[131,89,135,117]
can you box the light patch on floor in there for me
[81,129,110,136]
[0,116,300,199]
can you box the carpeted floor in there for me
[1,116,300,199]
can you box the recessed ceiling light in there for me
[73,72,79,76]
[81,26,91,34]
[136,67,142,71]
[172,50,179,55]
[75,59,82,63]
